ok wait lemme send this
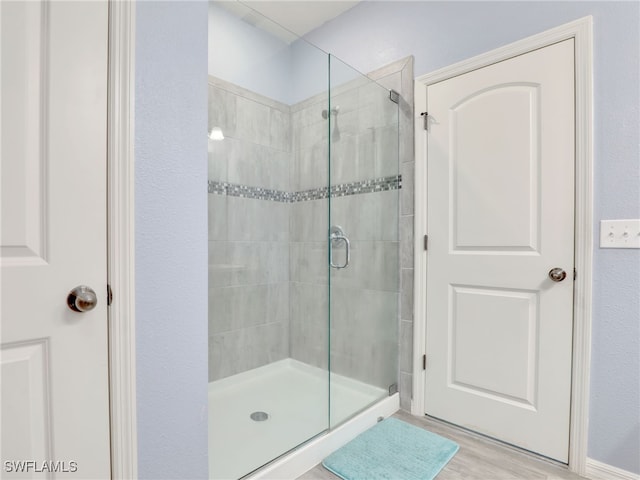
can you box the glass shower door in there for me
[327,55,400,428]
[208,4,400,477]
[207,3,332,477]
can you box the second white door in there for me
[1,1,111,476]
[423,39,575,462]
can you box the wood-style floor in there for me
[298,411,586,480]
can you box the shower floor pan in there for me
[208,358,386,479]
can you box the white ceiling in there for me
[215,1,361,42]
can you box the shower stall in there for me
[208,3,400,478]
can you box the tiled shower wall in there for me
[288,76,400,390]
[208,78,291,381]
[208,57,414,402]
[288,92,330,369]
[288,57,415,400]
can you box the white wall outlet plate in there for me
[600,219,640,248]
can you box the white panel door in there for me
[424,40,575,462]
[1,1,110,477]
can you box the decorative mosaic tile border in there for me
[208,175,401,203]
[329,175,401,198]
[208,182,292,202]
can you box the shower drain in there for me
[250,411,269,422]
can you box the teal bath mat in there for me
[322,418,459,480]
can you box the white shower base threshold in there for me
[209,358,399,479]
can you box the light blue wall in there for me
[208,3,292,103]
[288,38,329,104]
[207,5,365,105]
[304,1,640,474]
[134,0,638,476]
[288,39,368,105]
[135,1,209,478]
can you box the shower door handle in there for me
[330,234,350,269]
[329,226,350,269]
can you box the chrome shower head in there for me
[321,106,340,119]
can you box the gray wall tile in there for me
[399,319,413,373]
[401,268,414,321]
[208,139,228,182]
[209,283,289,334]
[356,128,375,182]
[293,116,328,153]
[243,142,288,188]
[235,95,271,146]
[289,199,329,242]
[209,241,289,288]
[208,194,227,242]
[208,241,227,266]
[289,282,329,369]
[330,190,398,242]
[400,214,414,269]
[208,83,237,138]
[329,287,399,388]
[209,321,289,381]
[401,162,415,216]
[289,242,328,285]
[270,107,291,151]
[330,241,399,292]
[330,132,359,185]
[399,372,413,412]
[290,99,327,127]
[331,87,361,118]
[358,82,396,131]
[398,60,415,410]
[227,197,288,242]
[226,140,290,191]
[291,143,328,191]
[331,111,358,145]
[375,124,400,179]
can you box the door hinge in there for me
[573,268,577,281]
[420,111,429,130]
[107,284,113,306]
[424,234,428,251]
[422,354,427,370]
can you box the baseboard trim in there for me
[586,458,640,480]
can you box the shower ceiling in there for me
[215,0,361,42]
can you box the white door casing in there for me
[1,1,111,477]
[422,39,575,462]
[107,0,138,476]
